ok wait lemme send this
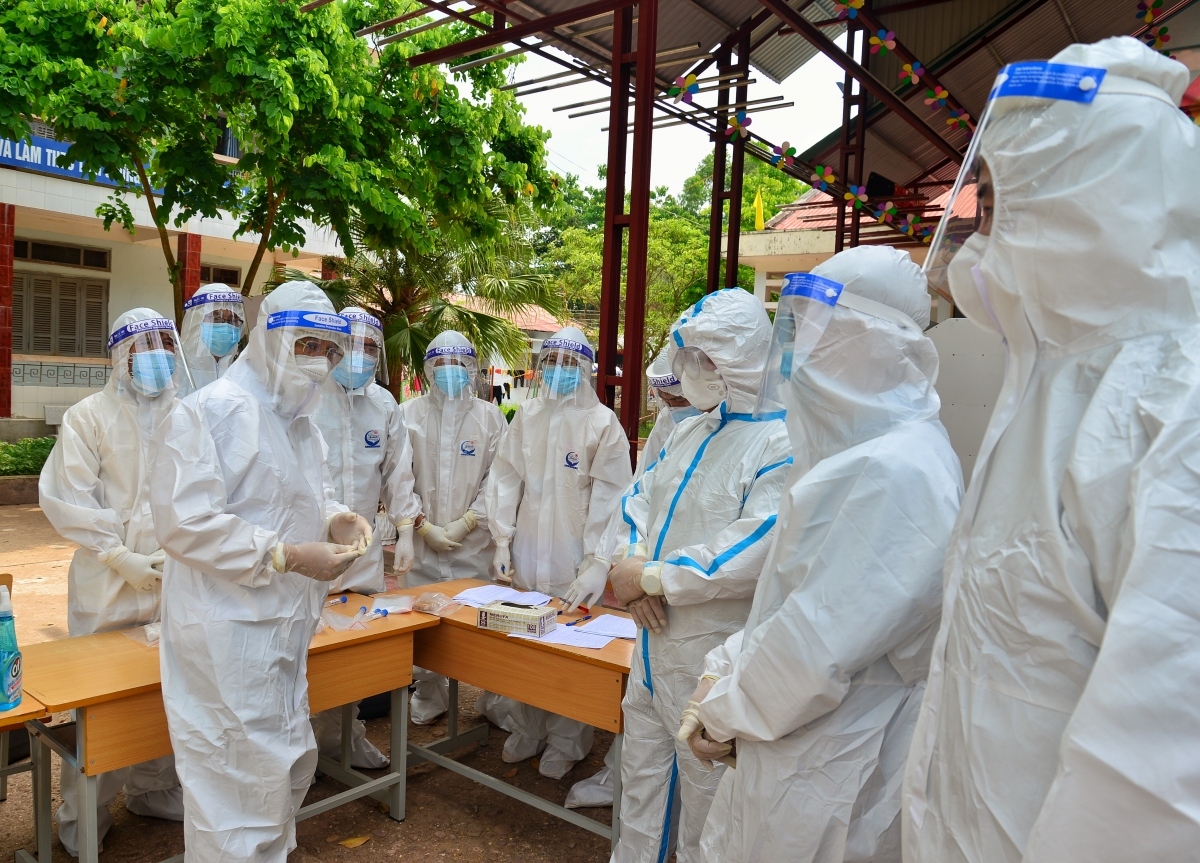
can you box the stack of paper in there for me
[510,627,615,649]
[453,585,555,608]
[577,615,638,640]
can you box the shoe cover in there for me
[55,804,112,858]
[313,706,390,769]
[537,744,578,780]
[502,731,545,763]
[565,766,613,808]
[410,669,449,725]
[125,785,185,820]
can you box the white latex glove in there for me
[492,541,513,584]
[417,520,462,554]
[677,675,720,742]
[563,555,610,612]
[688,730,734,772]
[626,595,668,634]
[328,512,373,552]
[104,546,166,591]
[275,542,360,581]
[444,510,478,544]
[393,520,415,576]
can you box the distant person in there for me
[178,284,246,395]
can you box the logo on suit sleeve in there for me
[364,429,381,448]
[460,440,477,456]
[564,451,580,469]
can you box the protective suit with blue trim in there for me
[905,39,1200,863]
[480,327,632,779]
[607,288,791,863]
[683,247,961,863]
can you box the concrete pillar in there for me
[753,267,768,305]
[0,204,14,418]
[177,233,202,303]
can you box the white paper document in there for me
[453,585,555,608]
[510,626,615,650]
[577,615,637,640]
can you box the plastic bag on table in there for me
[413,592,464,617]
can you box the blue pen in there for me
[567,615,592,627]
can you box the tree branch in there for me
[132,150,184,322]
[241,179,284,296]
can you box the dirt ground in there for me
[0,504,617,862]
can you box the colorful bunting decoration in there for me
[870,29,896,55]
[900,62,924,86]
[1136,0,1163,25]
[874,201,897,224]
[669,74,700,104]
[835,0,864,19]
[811,165,835,191]
[843,184,869,209]
[945,108,971,130]
[770,141,797,167]
[1144,26,1170,51]
[919,225,935,243]
[726,110,751,138]
[901,214,921,236]
[925,86,950,110]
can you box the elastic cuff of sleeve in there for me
[415,519,432,537]
[396,518,414,528]
[494,536,510,548]
[640,561,665,595]
[461,510,478,531]
[272,543,288,574]
[627,543,648,560]
[701,673,721,683]
[97,544,130,565]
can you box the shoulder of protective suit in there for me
[819,419,960,492]
[367,383,398,411]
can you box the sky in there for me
[509,38,849,196]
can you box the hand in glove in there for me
[328,512,373,552]
[676,675,720,742]
[609,555,649,606]
[688,730,734,772]
[492,542,513,584]
[275,542,360,581]
[444,510,478,544]
[393,520,415,576]
[626,595,668,634]
[563,555,610,612]
[104,546,166,591]
[417,520,461,554]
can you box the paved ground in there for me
[0,504,617,862]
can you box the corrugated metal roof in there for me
[748,0,845,85]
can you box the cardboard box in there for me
[477,602,557,638]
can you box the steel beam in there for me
[724,31,750,288]
[706,45,731,293]
[756,0,962,164]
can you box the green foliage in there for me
[498,403,518,423]
[682,153,809,232]
[0,438,56,477]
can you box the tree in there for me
[269,197,561,395]
[680,152,809,231]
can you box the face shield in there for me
[531,335,598,408]
[669,346,728,411]
[182,289,246,360]
[264,309,350,403]
[754,272,844,416]
[424,340,479,401]
[108,317,193,400]
[332,310,387,392]
[924,60,1108,299]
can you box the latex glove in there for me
[492,541,513,584]
[393,520,415,576]
[417,520,461,554]
[626,594,668,634]
[444,510,478,544]
[104,546,165,591]
[328,512,372,552]
[677,675,720,742]
[563,555,610,612]
[610,555,649,606]
[688,730,733,772]
[275,542,360,581]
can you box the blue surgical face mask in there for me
[129,349,175,397]
[434,365,470,397]
[201,322,242,358]
[669,405,702,423]
[543,365,582,395]
[332,352,377,391]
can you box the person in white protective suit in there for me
[150,281,373,862]
[902,38,1200,863]
[600,287,791,863]
[309,307,418,767]
[672,249,962,863]
[562,352,699,810]
[178,283,246,395]
[39,309,192,856]
[400,331,506,725]
[479,327,632,779]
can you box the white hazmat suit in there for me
[480,327,632,779]
[40,308,189,855]
[903,38,1200,863]
[401,331,506,725]
[178,283,246,394]
[151,282,354,861]
[610,288,791,863]
[692,248,962,863]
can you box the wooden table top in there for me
[0,692,48,730]
[383,578,635,675]
[22,596,439,713]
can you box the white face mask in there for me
[294,355,332,383]
[680,366,726,411]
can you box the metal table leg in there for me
[610,733,623,849]
[388,686,407,822]
[340,702,353,769]
[0,730,9,802]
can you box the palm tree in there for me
[268,197,561,394]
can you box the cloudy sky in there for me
[509,40,848,195]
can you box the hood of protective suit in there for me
[965,37,1197,356]
[667,288,771,415]
[793,248,941,464]
[424,329,479,403]
[240,280,341,419]
[535,326,599,409]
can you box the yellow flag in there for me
[753,186,765,231]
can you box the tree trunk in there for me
[242,182,283,296]
[133,154,183,323]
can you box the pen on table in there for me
[567,615,592,627]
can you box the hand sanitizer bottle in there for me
[0,586,22,711]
